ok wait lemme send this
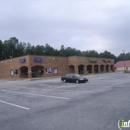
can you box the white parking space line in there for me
[0,100,30,110]
[1,89,69,100]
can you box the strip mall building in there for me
[0,55,114,79]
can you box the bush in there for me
[124,70,127,73]
[124,70,130,73]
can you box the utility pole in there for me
[122,50,125,71]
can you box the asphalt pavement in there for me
[0,72,130,130]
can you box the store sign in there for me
[34,57,42,62]
[19,58,26,63]
[89,58,97,63]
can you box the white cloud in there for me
[0,0,130,56]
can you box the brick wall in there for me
[0,55,114,79]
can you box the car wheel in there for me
[63,79,66,83]
[76,80,79,84]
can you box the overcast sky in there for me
[0,0,130,56]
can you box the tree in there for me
[0,36,128,63]
[116,52,130,62]
[44,43,55,55]
[60,45,65,50]
[15,42,26,56]
[83,50,99,57]
[35,45,45,55]
[25,43,32,55]
[99,50,117,63]
[0,40,3,60]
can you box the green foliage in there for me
[117,52,130,62]
[83,50,99,57]
[99,50,117,63]
[0,37,128,63]
[124,70,130,73]
[0,40,3,60]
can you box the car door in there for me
[69,74,75,82]
[64,74,70,82]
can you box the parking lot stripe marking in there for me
[0,100,30,110]
[1,89,69,100]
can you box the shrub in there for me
[124,70,130,73]
[124,70,128,73]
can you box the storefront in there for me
[0,55,114,79]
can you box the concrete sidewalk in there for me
[0,76,62,81]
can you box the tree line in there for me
[0,37,129,63]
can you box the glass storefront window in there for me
[54,68,58,74]
[21,68,28,75]
[39,68,44,74]
[10,70,18,76]
[14,69,18,76]
[10,70,14,76]
[46,68,52,74]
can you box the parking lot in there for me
[0,72,130,130]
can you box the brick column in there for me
[28,67,32,78]
[84,65,87,75]
[104,65,106,72]
[92,65,94,74]
[108,65,110,72]
[98,65,100,73]
[18,68,21,78]
[74,65,78,74]
[106,65,109,72]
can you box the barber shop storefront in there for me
[0,55,114,79]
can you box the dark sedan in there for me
[61,73,88,83]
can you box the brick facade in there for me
[0,55,114,79]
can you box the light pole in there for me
[122,50,125,71]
